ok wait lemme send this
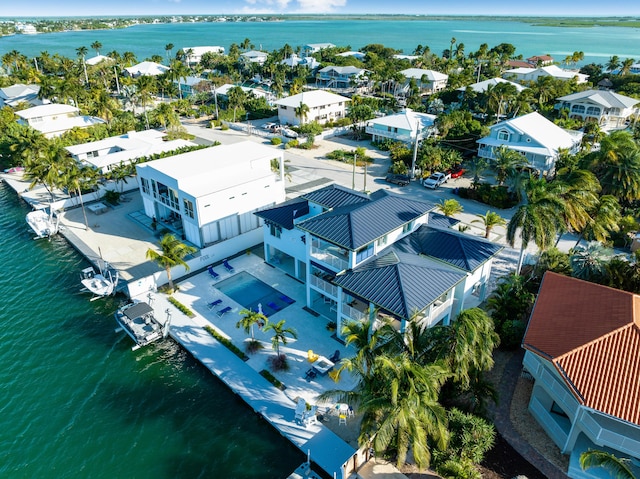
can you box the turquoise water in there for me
[216,271,294,317]
[0,19,638,66]
[0,181,302,477]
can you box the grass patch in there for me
[167,296,195,317]
[260,369,286,390]
[204,325,249,361]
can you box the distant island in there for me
[1,14,640,37]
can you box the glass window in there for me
[270,223,282,238]
[377,235,388,247]
[355,243,374,263]
[402,221,414,234]
[141,177,150,195]
[497,130,510,141]
[183,198,194,219]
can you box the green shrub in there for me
[287,139,299,148]
[204,325,249,361]
[220,123,229,130]
[271,137,282,145]
[499,320,527,350]
[260,369,285,390]
[103,190,121,205]
[167,296,195,318]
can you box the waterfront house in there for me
[336,51,366,61]
[365,108,436,144]
[456,77,526,95]
[214,83,275,104]
[399,68,449,95]
[173,76,212,98]
[554,89,640,131]
[136,141,285,249]
[15,103,105,138]
[280,54,320,70]
[181,46,225,66]
[65,129,196,174]
[0,83,42,107]
[526,54,554,66]
[502,65,589,85]
[522,272,640,479]
[274,90,350,126]
[316,66,369,89]
[477,112,582,175]
[302,43,336,57]
[124,61,169,78]
[256,184,502,339]
[85,55,113,66]
[240,50,268,66]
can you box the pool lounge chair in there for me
[207,299,223,310]
[328,350,340,363]
[208,266,220,280]
[304,368,317,382]
[217,306,232,317]
[223,259,235,273]
[267,301,281,312]
[280,295,295,305]
[294,399,307,423]
[307,349,319,363]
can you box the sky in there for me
[2,0,640,17]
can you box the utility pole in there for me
[411,120,421,179]
[114,66,120,95]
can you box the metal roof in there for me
[301,184,370,210]
[334,250,465,319]
[427,212,460,229]
[298,192,434,250]
[393,224,503,272]
[255,198,309,230]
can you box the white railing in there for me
[477,147,495,159]
[365,125,412,142]
[342,304,365,321]
[310,246,348,271]
[309,275,338,298]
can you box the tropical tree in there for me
[580,450,636,479]
[436,199,463,217]
[492,146,528,186]
[90,41,103,56]
[576,195,621,247]
[466,157,488,189]
[165,43,174,63]
[570,242,613,282]
[263,319,297,367]
[61,161,98,230]
[145,233,196,293]
[472,210,506,238]
[134,75,157,129]
[294,101,310,125]
[226,86,247,122]
[76,46,89,84]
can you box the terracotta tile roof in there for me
[523,272,640,425]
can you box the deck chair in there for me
[307,349,319,363]
[208,266,220,280]
[223,259,235,273]
[328,350,340,363]
[207,299,223,310]
[216,306,232,317]
[328,369,341,383]
[294,400,307,423]
[304,368,317,382]
[280,295,295,305]
[267,301,281,312]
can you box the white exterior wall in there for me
[277,101,347,126]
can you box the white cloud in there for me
[240,0,345,13]
[295,0,346,13]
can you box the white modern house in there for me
[456,77,526,95]
[65,129,196,174]
[15,103,105,138]
[280,54,320,70]
[124,61,169,78]
[554,90,640,131]
[522,272,640,479]
[502,65,589,84]
[274,90,350,126]
[316,66,369,89]
[181,46,225,66]
[214,84,275,103]
[365,109,437,144]
[240,50,268,65]
[477,112,582,175]
[399,68,449,95]
[85,55,113,66]
[136,141,285,250]
[256,184,502,332]
[0,83,42,107]
[302,43,336,56]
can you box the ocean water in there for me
[0,19,638,66]
[0,181,302,478]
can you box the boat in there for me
[26,206,60,239]
[114,301,169,351]
[80,262,119,300]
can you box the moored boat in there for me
[26,206,60,239]
[114,301,168,350]
[80,263,119,300]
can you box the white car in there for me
[281,127,298,138]
[423,172,451,189]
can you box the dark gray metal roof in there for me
[123,302,154,320]
[334,250,465,320]
[298,191,434,250]
[427,212,461,229]
[394,224,503,272]
[254,198,309,230]
[301,184,370,209]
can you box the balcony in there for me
[365,125,412,142]
[477,146,496,159]
[342,303,366,321]
[310,274,338,298]
[310,245,349,272]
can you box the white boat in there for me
[80,263,119,300]
[114,301,169,351]
[26,206,59,239]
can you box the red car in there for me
[447,166,466,179]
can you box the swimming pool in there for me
[215,271,295,317]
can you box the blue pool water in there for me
[216,271,294,316]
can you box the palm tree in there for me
[61,161,97,230]
[620,58,635,76]
[226,86,247,122]
[263,319,297,358]
[467,157,488,189]
[165,43,174,64]
[151,102,180,131]
[576,195,621,247]
[134,75,157,129]
[580,450,636,479]
[236,308,268,341]
[294,101,310,125]
[553,168,601,241]
[76,46,89,84]
[472,210,506,238]
[492,146,528,185]
[606,55,621,73]
[145,233,196,293]
[506,177,565,274]
[436,199,463,217]
[570,242,613,282]
[90,41,102,56]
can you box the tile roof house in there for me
[274,90,350,126]
[15,103,106,138]
[522,272,640,479]
[365,109,437,144]
[399,68,449,95]
[554,89,640,131]
[477,112,582,175]
[136,141,285,250]
[526,55,554,66]
[256,184,502,335]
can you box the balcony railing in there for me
[477,147,495,159]
[309,274,338,298]
[365,125,412,142]
[310,246,348,271]
[342,303,366,321]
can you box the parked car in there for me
[262,122,276,130]
[423,172,451,189]
[447,166,466,179]
[385,174,411,186]
[281,127,298,138]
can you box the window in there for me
[377,235,388,247]
[183,199,194,219]
[355,243,374,263]
[270,223,282,238]
[86,150,100,158]
[141,177,150,195]
[550,402,568,418]
[497,130,510,141]
[571,104,585,114]
[402,221,415,234]
[586,106,600,116]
